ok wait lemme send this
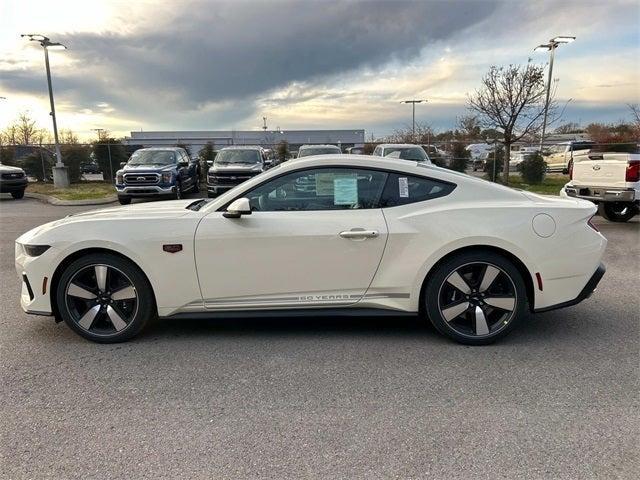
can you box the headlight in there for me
[23,244,51,257]
[161,172,173,183]
[116,173,124,184]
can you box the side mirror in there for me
[223,197,252,219]
[120,162,127,168]
[207,160,214,167]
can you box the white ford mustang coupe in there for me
[15,155,606,345]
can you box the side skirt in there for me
[161,307,418,321]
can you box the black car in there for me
[80,162,102,174]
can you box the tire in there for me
[173,183,182,200]
[11,189,25,199]
[118,196,131,205]
[599,202,637,223]
[207,190,218,198]
[423,250,528,345]
[55,253,154,343]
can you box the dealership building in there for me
[123,129,365,154]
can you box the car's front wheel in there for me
[424,251,527,345]
[11,189,25,199]
[118,196,131,205]
[599,202,637,222]
[56,253,155,343]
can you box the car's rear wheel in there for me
[56,253,154,343]
[11,189,25,199]
[424,251,527,345]
[599,202,637,222]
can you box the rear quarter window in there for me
[379,173,455,207]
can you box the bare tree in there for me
[629,104,640,137]
[468,63,553,183]
[554,122,583,134]
[388,122,434,144]
[2,112,50,145]
[457,115,482,140]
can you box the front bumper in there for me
[0,179,28,193]
[116,185,175,197]
[15,243,58,316]
[534,263,606,313]
[563,185,636,203]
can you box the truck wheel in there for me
[599,202,637,223]
[207,189,218,198]
[11,189,25,199]
[118,196,131,205]
[173,183,182,200]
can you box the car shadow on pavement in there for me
[141,314,444,342]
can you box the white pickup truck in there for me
[561,145,640,222]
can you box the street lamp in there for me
[534,35,575,152]
[400,99,427,143]
[21,34,69,188]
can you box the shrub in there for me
[93,139,128,183]
[447,142,470,172]
[20,151,53,181]
[61,144,90,183]
[484,146,504,182]
[518,152,546,184]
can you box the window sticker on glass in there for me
[315,173,335,196]
[334,176,358,205]
[398,177,409,198]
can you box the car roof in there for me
[377,143,422,149]
[299,144,342,149]
[219,145,263,151]
[135,147,184,152]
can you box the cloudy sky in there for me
[1,0,638,140]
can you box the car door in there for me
[194,167,389,310]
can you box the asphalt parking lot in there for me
[0,196,638,479]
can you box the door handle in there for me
[339,229,379,239]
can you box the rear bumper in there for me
[564,186,636,203]
[534,263,606,313]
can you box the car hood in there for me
[17,200,196,244]
[0,164,25,173]
[211,163,262,172]
[121,164,176,172]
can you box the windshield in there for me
[384,147,428,161]
[298,146,342,157]
[128,150,176,166]
[215,149,261,165]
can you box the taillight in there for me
[587,215,599,232]
[625,160,640,182]
[568,160,573,180]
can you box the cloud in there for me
[0,0,500,129]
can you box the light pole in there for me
[534,35,575,152]
[401,99,427,143]
[21,34,69,188]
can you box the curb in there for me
[25,192,118,206]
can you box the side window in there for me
[373,147,381,156]
[379,173,455,208]
[244,168,388,212]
